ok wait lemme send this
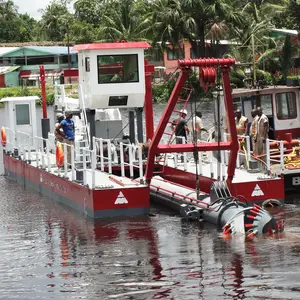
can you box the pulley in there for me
[199,66,216,92]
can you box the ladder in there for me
[76,85,91,164]
[155,86,193,173]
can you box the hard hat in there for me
[56,113,63,120]
[180,109,187,116]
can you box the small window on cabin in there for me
[15,104,30,125]
[276,92,297,119]
[167,49,184,60]
[97,54,139,84]
[85,57,90,72]
[259,95,273,115]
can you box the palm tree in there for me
[98,0,152,42]
[152,0,243,57]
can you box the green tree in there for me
[74,0,102,27]
[98,0,152,42]
[39,0,70,41]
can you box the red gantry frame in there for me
[145,58,238,184]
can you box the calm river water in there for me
[0,103,300,299]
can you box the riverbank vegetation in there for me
[1,0,300,102]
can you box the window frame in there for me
[15,103,31,126]
[97,54,139,84]
[258,94,273,116]
[275,92,297,120]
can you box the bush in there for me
[152,71,213,103]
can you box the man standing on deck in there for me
[250,109,258,154]
[171,109,189,162]
[190,111,203,143]
[254,107,269,156]
[235,109,248,137]
[56,111,75,165]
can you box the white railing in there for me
[93,136,144,181]
[81,148,96,189]
[3,127,16,153]
[266,138,285,175]
[119,142,144,180]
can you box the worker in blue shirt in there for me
[56,111,75,165]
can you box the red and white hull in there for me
[3,153,150,218]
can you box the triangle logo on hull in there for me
[114,191,128,204]
[251,184,264,197]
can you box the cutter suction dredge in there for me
[150,177,284,237]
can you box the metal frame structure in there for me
[145,58,238,183]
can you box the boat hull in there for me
[160,165,285,204]
[3,153,150,218]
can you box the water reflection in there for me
[1,176,300,298]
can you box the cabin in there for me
[0,96,39,151]
[231,86,300,140]
[73,41,151,109]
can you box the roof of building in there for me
[0,66,20,75]
[0,47,18,56]
[0,46,77,57]
[73,41,151,51]
[25,46,77,55]
[0,96,40,103]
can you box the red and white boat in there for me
[0,42,286,232]
[1,41,152,218]
[144,58,285,204]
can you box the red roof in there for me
[19,70,31,78]
[73,41,151,51]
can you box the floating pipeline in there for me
[150,177,284,238]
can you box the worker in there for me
[55,113,65,144]
[249,109,258,153]
[56,111,75,165]
[235,109,248,137]
[190,111,203,143]
[171,109,189,162]
[254,107,269,157]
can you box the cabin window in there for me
[259,94,273,115]
[85,57,90,72]
[276,92,297,119]
[97,54,139,84]
[15,104,30,125]
[167,48,184,60]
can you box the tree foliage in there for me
[0,0,299,87]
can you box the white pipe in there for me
[236,152,240,168]
[83,148,87,185]
[129,145,134,179]
[46,139,51,172]
[71,145,75,181]
[183,151,187,171]
[138,146,143,181]
[91,149,96,189]
[280,140,284,174]
[266,138,270,175]
[34,136,39,167]
[63,142,67,178]
[107,140,112,174]
[41,138,45,169]
[120,142,125,177]
[199,151,203,175]
[245,136,251,162]
[100,138,104,171]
